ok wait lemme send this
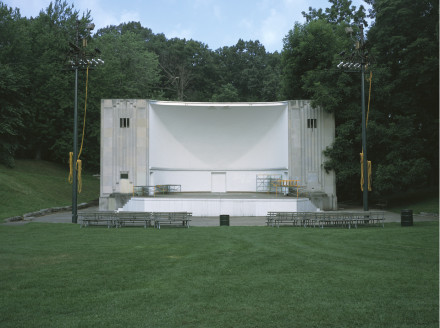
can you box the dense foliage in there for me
[283,0,438,201]
[0,0,437,202]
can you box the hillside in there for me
[0,160,100,221]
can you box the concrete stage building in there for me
[99,99,337,215]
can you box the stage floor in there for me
[120,192,317,216]
[151,192,294,199]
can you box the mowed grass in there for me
[0,222,438,328]
[0,160,100,221]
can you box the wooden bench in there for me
[80,211,117,228]
[115,212,153,228]
[267,211,385,229]
[80,211,192,229]
[266,212,312,227]
[152,212,192,229]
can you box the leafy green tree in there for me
[365,0,439,195]
[282,18,366,200]
[302,0,368,26]
[284,0,438,201]
[214,39,281,102]
[91,29,160,99]
[282,20,349,100]
[211,83,239,102]
[154,37,215,101]
[0,3,30,167]
[72,24,161,170]
[22,0,90,165]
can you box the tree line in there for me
[0,0,438,202]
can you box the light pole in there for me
[66,21,103,223]
[337,24,373,211]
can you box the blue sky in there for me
[6,0,370,52]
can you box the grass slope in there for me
[0,160,99,221]
[388,196,439,215]
[0,222,438,328]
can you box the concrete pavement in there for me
[3,206,438,226]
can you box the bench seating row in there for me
[266,211,385,229]
[80,211,192,229]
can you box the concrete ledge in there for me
[4,200,98,223]
[120,196,318,216]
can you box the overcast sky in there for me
[6,0,370,52]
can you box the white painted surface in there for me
[149,102,288,171]
[211,172,226,192]
[150,169,288,192]
[120,197,317,216]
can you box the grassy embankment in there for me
[0,160,100,221]
[387,191,439,214]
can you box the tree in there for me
[211,83,239,102]
[72,24,161,170]
[365,0,439,195]
[21,0,90,164]
[0,3,30,167]
[282,20,349,100]
[154,37,214,101]
[91,29,160,99]
[283,0,438,201]
[302,0,368,26]
[214,39,281,102]
[282,18,366,200]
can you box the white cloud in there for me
[7,0,51,17]
[74,0,115,29]
[239,17,254,31]
[257,1,308,52]
[213,5,222,20]
[119,10,141,24]
[168,24,193,40]
[259,8,287,51]
[193,0,213,9]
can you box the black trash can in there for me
[220,215,230,226]
[401,209,413,226]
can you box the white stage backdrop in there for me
[149,102,288,171]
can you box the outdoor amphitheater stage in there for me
[118,192,317,216]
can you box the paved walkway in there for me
[3,206,438,226]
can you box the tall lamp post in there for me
[66,21,103,223]
[337,24,373,211]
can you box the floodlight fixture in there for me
[337,23,373,211]
[66,20,104,224]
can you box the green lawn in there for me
[0,160,100,221]
[388,196,439,215]
[0,222,438,328]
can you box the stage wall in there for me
[149,102,289,192]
